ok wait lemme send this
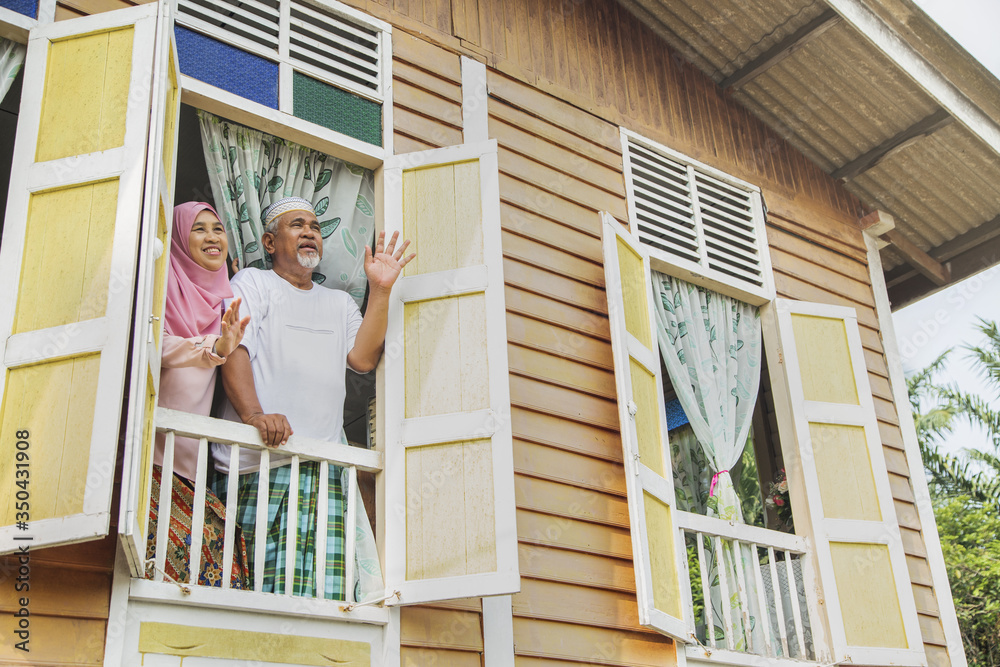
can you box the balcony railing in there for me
[677,510,818,664]
[130,407,388,623]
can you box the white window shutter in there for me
[380,140,519,605]
[118,1,182,575]
[601,212,690,642]
[0,2,172,554]
[765,298,926,666]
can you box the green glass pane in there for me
[292,72,382,146]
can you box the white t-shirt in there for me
[212,268,364,473]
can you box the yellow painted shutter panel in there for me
[382,140,519,605]
[768,299,926,665]
[601,212,689,641]
[0,4,172,554]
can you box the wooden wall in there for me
[0,536,116,666]
[35,1,951,665]
[53,0,154,21]
[489,71,678,665]
[362,0,950,664]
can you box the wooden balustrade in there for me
[676,510,818,663]
[132,408,388,623]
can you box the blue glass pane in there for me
[174,26,278,109]
[0,0,38,18]
[665,398,690,431]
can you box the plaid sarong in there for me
[225,461,346,599]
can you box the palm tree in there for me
[908,319,1000,510]
[907,319,1000,665]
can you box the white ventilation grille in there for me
[290,1,381,93]
[178,0,281,52]
[624,132,770,300]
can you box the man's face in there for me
[263,210,323,269]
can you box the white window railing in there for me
[130,407,388,623]
[676,510,818,664]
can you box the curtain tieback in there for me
[709,470,730,497]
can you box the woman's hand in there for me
[215,298,250,358]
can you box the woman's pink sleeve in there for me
[161,334,226,368]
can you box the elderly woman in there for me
[146,202,250,588]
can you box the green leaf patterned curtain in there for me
[670,423,710,515]
[1,38,25,105]
[198,111,375,305]
[653,272,764,652]
[653,272,761,520]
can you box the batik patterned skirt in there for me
[145,465,250,588]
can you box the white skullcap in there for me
[262,197,315,226]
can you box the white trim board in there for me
[863,231,968,667]
[461,56,488,144]
[482,596,515,667]
[180,75,384,169]
[0,12,34,44]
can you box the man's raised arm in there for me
[347,231,415,373]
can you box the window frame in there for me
[615,126,926,666]
[117,0,519,633]
[612,128,818,665]
[173,0,393,162]
[118,21,395,624]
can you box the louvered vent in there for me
[290,1,381,93]
[178,0,281,52]
[625,134,768,297]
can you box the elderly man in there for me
[214,196,412,599]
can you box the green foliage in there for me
[686,537,706,635]
[907,319,1000,664]
[933,496,1000,667]
[731,443,764,528]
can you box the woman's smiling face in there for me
[188,209,228,272]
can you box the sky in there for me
[892,0,1000,455]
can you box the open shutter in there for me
[0,3,173,553]
[601,212,689,641]
[766,298,925,666]
[380,139,519,605]
[118,1,180,574]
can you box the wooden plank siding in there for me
[391,31,464,153]
[39,0,950,664]
[0,535,116,666]
[488,73,678,665]
[370,0,942,659]
[54,0,154,21]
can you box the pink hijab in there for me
[164,202,233,339]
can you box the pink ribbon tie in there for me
[709,470,730,497]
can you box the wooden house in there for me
[1,0,994,665]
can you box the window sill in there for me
[685,645,820,667]
[128,579,391,625]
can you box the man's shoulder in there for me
[232,267,279,289]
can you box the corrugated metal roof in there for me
[616,0,1000,306]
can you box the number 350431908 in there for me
[14,429,29,523]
